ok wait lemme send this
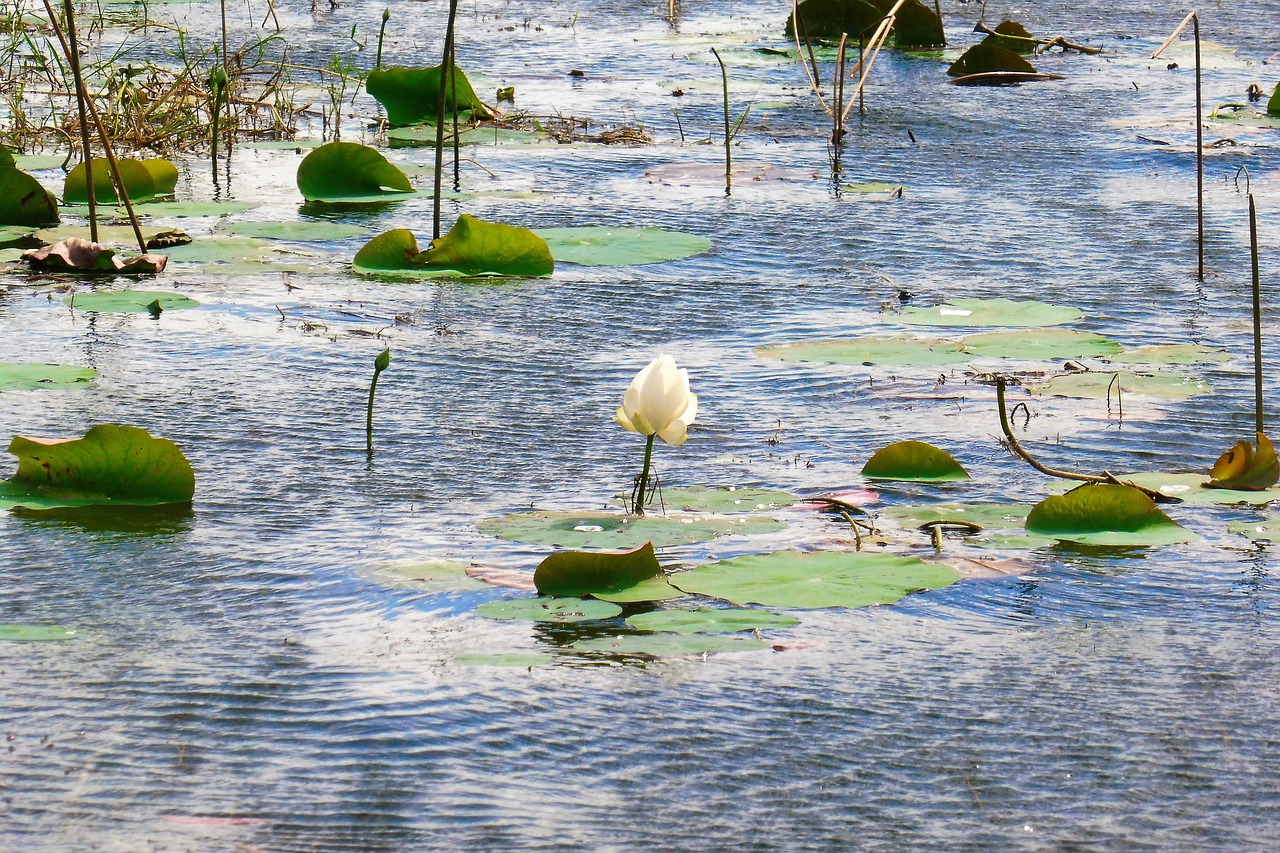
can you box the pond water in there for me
[3,0,1280,849]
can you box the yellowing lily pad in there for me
[534,226,711,266]
[572,633,768,657]
[671,550,962,609]
[625,606,799,634]
[1024,483,1197,546]
[1029,371,1211,400]
[0,424,195,511]
[756,335,973,367]
[0,362,96,392]
[961,329,1122,359]
[67,290,198,313]
[533,542,662,597]
[0,624,79,642]
[474,596,622,623]
[365,63,492,126]
[861,440,970,482]
[478,510,785,549]
[897,298,1080,327]
[1206,432,1279,490]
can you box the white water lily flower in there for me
[615,355,698,446]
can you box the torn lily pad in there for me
[1024,483,1196,546]
[22,238,167,274]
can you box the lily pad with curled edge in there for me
[222,221,368,242]
[1206,432,1279,490]
[1101,345,1231,366]
[1024,483,1197,547]
[0,424,195,511]
[0,624,78,642]
[756,335,973,367]
[671,550,962,609]
[22,240,167,274]
[897,298,1081,327]
[655,486,796,514]
[861,440,970,482]
[414,215,553,277]
[365,64,492,126]
[0,362,96,392]
[477,510,785,550]
[533,226,711,266]
[626,607,799,634]
[67,290,198,313]
[474,596,623,623]
[1029,370,1211,401]
[961,329,1122,360]
[592,575,684,603]
[533,542,662,597]
[363,557,488,593]
[572,633,768,657]
[296,142,415,203]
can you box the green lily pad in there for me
[0,362,96,392]
[655,486,796,513]
[1270,83,1280,117]
[13,154,67,171]
[296,142,414,202]
[352,228,423,272]
[36,224,186,248]
[1029,371,1211,400]
[67,290,198,313]
[1111,472,1280,506]
[756,334,973,367]
[365,63,492,126]
[161,236,277,264]
[364,557,488,592]
[897,298,1081,327]
[0,424,195,511]
[948,42,1037,76]
[572,632,769,657]
[879,502,1031,529]
[474,596,622,623]
[592,575,684,603]
[477,510,785,549]
[0,624,78,642]
[533,226,712,266]
[63,157,176,203]
[386,124,544,146]
[0,167,58,226]
[533,542,662,597]
[1024,483,1197,546]
[841,181,904,196]
[222,221,367,242]
[413,215,554,277]
[625,606,799,634]
[1227,517,1280,542]
[961,328,1123,360]
[671,550,962,609]
[455,652,554,667]
[134,200,257,218]
[1102,345,1232,365]
[861,440,970,482]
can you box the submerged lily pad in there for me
[948,43,1037,77]
[655,486,796,513]
[625,607,799,634]
[68,290,198,313]
[861,440,970,482]
[1029,371,1211,400]
[223,221,367,242]
[0,424,195,511]
[474,596,622,623]
[296,142,414,203]
[0,624,78,642]
[961,328,1122,360]
[477,510,784,549]
[671,550,962,609]
[573,632,768,657]
[533,542,662,597]
[1024,483,1196,546]
[896,298,1081,327]
[534,226,712,266]
[756,335,972,367]
[1102,345,1232,365]
[0,362,96,392]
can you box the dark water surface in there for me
[3,1,1280,849]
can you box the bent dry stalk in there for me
[366,348,391,454]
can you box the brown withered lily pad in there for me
[22,238,167,274]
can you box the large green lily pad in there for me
[1102,345,1231,365]
[67,290,199,313]
[879,502,1031,529]
[0,362,96,392]
[897,298,1081,327]
[474,596,622,623]
[654,486,796,513]
[162,236,278,264]
[961,328,1123,360]
[533,542,662,597]
[296,142,414,203]
[625,606,799,634]
[861,440,970,482]
[0,167,58,226]
[534,226,712,266]
[1024,483,1197,546]
[223,221,367,242]
[1029,371,1211,400]
[671,550,962,609]
[414,215,554,277]
[365,63,492,126]
[756,335,973,367]
[477,510,785,549]
[0,424,196,511]
[63,157,176,203]
[572,632,769,657]
[0,624,79,642]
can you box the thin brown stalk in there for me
[60,0,97,241]
[789,0,831,115]
[433,0,460,240]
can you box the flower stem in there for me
[367,348,390,455]
[634,433,656,515]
